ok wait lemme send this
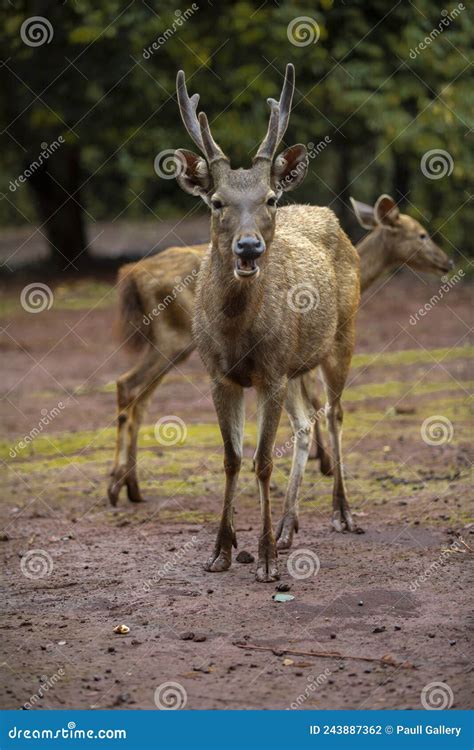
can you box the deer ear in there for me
[272,144,308,194]
[374,194,400,225]
[350,197,377,229]
[174,149,212,202]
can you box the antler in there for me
[254,63,295,162]
[176,70,227,166]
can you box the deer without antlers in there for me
[108,194,452,524]
[173,63,360,581]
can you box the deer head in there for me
[351,194,453,275]
[174,64,308,281]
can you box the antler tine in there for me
[176,70,205,154]
[254,100,281,162]
[176,70,227,166]
[253,63,296,162]
[276,63,295,143]
[198,112,227,165]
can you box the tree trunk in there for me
[27,145,89,270]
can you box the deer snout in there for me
[233,236,265,279]
[234,236,265,259]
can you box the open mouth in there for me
[234,258,260,279]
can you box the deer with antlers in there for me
[168,63,361,581]
[108,194,452,532]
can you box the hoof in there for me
[331,509,361,533]
[204,552,231,573]
[126,484,145,504]
[256,562,280,583]
[276,514,298,551]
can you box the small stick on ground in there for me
[234,642,415,670]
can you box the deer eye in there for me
[419,232,427,240]
[266,196,277,207]
[211,198,224,210]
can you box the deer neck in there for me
[357,227,396,293]
[207,240,265,324]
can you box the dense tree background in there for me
[0,0,472,270]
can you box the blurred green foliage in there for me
[0,0,472,263]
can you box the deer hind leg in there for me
[320,341,360,533]
[205,380,245,573]
[276,377,313,551]
[254,380,287,582]
[108,345,192,506]
[302,371,333,475]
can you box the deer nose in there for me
[234,236,265,260]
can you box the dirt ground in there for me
[0,268,473,711]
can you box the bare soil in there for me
[0,269,473,710]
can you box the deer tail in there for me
[117,265,153,353]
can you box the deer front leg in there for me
[254,380,287,582]
[276,378,312,550]
[205,380,245,573]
